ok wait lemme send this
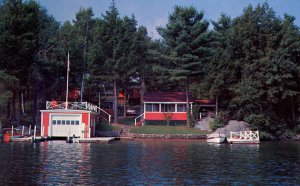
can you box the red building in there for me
[138,92,193,125]
[40,101,100,138]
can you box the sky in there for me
[36,0,300,38]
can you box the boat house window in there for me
[146,103,159,112]
[177,104,186,112]
[161,104,175,112]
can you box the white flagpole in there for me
[65,52,70,110]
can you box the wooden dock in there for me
[10,136,45,142]
[73,137,116,143]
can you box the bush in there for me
[294,124,300,133]
[244,114,267,130]
[187,107,198,128]
[209,118,224,131]
[259,131,275,141]
[280,129,295,139]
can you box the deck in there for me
[73,137,116,143]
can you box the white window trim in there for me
[144,102,193,113]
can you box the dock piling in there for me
[11,125,14,139]
[33,125,36,141]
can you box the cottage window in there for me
[177,104,187,112]
[146,103,160,112]
[146,104,152,112]
[161,104,175,112]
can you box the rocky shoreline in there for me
[130,133,207,139]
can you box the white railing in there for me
[135,113,144,126]
[230,130,259,140]
[98,107,112,124]
[46,101,98,112]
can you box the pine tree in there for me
[158,6,212,126]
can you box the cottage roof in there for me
[144,92,193,103]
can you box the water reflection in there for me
[0,141,299,185]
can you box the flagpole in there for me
[65,52,70,110]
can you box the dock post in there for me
[34,125,36,141]
[29,125,31,136]
[11,125,14,139]
[22,125,24,136]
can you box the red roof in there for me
[144,92,192,102]
[194,99,215,105]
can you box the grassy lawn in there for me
[98,123,121,131]
[129,125,209,135]
[118,117,135,126]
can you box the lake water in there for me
[0,140,299,185]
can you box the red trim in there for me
[145,112,187,121]
[43,112,49,136]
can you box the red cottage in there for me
[40,101,100,138]
[137,92,193,125]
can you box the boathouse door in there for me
[50,114,82,137]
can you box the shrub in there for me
[244,114,267,130]
[209,118,224,131]
[187,107,198,128]
[280,129,295,139]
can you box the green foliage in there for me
[163,112,173,126]
[0,1,300,138]
[280,129,295,139]
[209,117,225,131]
[187,107,197,128]
[244,114,267,130]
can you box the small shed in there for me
[142,92,193,125]
[40,101,100,138]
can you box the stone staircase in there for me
[118,125,131,137]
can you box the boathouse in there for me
[136,92,193,125]
[40,101,100,138]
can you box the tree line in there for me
[0,0,299,137]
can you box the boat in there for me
[1,128,22,142]
[207,132,226,143]
[227,130,260,144]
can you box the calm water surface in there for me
[0,140,299,185]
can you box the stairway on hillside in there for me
[119,125,131,137]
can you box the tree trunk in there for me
[32,87,37,126]
[6,100,10,120]
[80,73,84,102]
[291,97,296,128]
[123,85,127,118]
[113,74,118,123]
[16,90,21,125]
[140,75,145,113]
[12,91,16,123]
[215,95,218,117]
[21,91,25,114]
[186,76,190,126]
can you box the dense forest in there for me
[0,0,300,138]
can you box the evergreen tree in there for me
[158,6,212,126]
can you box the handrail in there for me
[135,113,144,126]
[230,131,259,140]
[97,106,112,124]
